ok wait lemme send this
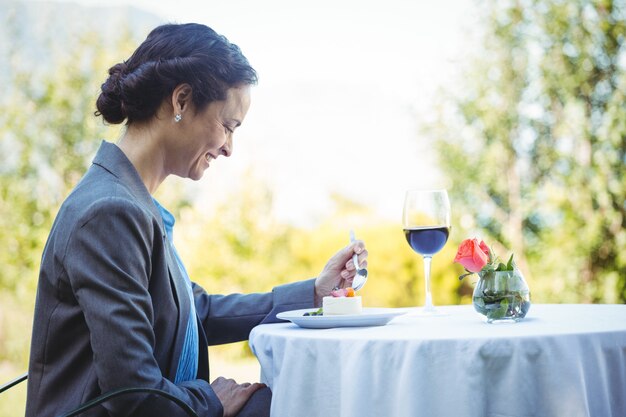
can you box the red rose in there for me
[454,238,490,272]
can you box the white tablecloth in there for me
[249,304,626,417]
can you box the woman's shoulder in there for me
[57,175,158,233]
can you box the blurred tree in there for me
[177,171,296,295]
[431,0,625,302]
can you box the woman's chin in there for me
[190,171,206,181]
[181,166,207,181]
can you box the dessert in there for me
[322,287,362,315]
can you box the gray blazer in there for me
[26,141,314,417]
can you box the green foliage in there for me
[485,252,517,273]
[176,173,296,295]
[431,0,626,303]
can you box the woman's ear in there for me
[171,84,193,116]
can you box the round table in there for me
[249,304,626,417]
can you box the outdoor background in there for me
[1,0,625,415]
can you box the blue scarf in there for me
[153,198,198,383]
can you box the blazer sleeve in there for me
[65,197,223,417]
[193,279,316,345]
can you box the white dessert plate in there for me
[277,308,408,329]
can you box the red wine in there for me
[404,227,450,256]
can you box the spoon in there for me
[350,229,368,291]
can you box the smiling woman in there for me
[26,22,369,417]
[95,23,255,188]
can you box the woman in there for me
[26,23,367,417]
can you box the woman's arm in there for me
[193,279,316,345]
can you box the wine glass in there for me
[402,189,451,315]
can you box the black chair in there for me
[0,372,199,417]
[0,372,27,394]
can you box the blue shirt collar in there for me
[152,198,175,240]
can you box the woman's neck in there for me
[117,123,168,194]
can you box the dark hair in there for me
[95,23,258,124]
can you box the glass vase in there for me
[472,269,531,323]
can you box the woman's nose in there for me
[220,135,233,157]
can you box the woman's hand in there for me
[211,377,265,417]
[314,240,368,306]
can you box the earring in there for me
[174,114,182,123]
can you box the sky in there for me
[32,0,481,225]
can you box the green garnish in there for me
[303,307,323,316]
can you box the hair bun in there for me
[95,62,129,124]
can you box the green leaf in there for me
[506,253,516,271]
[487,298,509,320]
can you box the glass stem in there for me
[422,255,435,312]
